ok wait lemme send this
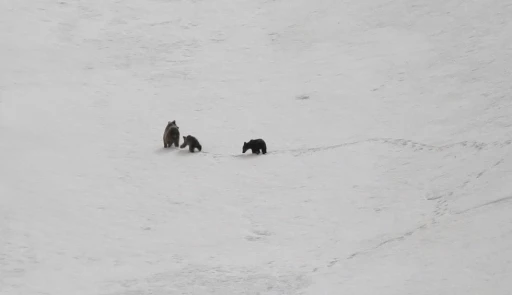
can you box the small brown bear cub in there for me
[163,120,180,148]
[242,139,267,155]
[180,135,202,152]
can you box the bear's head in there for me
[242,142,249,153]
[180,136,189,149]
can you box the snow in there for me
[1,0,512,294]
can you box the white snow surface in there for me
[1,0,512,294]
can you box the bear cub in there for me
[243,139,267,155]
[163,120,180,148]
[180,135,202,152]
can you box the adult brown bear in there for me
[163,120,180,148]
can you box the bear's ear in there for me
[172,120,176,124]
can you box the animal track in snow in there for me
[290,138,512,156]
[344,223,428,261]
[456,195,512,215]
[193,138,512,160]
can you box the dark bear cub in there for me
[180,135,202,152]
[243,139,267,155]
[163,120,180,148]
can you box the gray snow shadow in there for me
[234,153,266,159]
[104,265,311,295]
[198,152,264,159]
[154,147,180,154]
[176,149,203,156]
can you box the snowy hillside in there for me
[1,0,512,294]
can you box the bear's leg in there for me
[164,140,168,148]
[261,145,267,154]
[197,145,202,152]
[174,138,179,147]
[189,146,195,153]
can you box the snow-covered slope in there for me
[1,0,512,294]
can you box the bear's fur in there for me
[163,120,180,148]
[180,135,202,152]
[243,139,267,155]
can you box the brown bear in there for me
[242,139,267,155]
[163,120,180,148]
[180,135,202,152]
